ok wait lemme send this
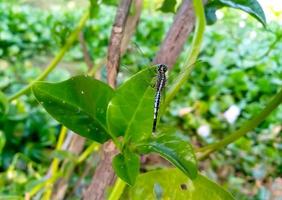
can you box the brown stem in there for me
[120,0,143,55]
[79,31,94,69]
[84,0,133,199]
[106,0,133,88]
[153,0,195,67]
[83,141,119,200]
[153,0,207,68]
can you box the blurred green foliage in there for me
[166,10,282,199]
[0,1,281,199]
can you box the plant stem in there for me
[26,173,61,199]
[52,126,68,172]
[8,11,89,102]
[164,0,206,107]
[27,127,68,198]
[197,88,282,160]
[27,179,49,197]
[108,178,127,200]
[42,126,68,200]
[77,142,100,163]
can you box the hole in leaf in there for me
[180,183,188,190]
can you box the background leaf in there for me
[129,168,235,200]
[0,131,6,154]
[112,150,140,186]
[205,4,221,25]
[159,0,177,13]
[137,134,198,179]
[32,75,114,143]
[89,0,100,18]
[102,0,117,6]
[205,0,266,26]
[0,91,9,116]
[107,67,156,143]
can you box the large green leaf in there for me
[205,0,266,26]
[107,67,156,142]
[112,150,140,186]
[137,134,198,179]
[129,168,235,200]
[32,75,114,143]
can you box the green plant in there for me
[1,0,282,199]
[27,0,281,199]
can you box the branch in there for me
[83,142,119,200]
[8,11,89,102]
[106,0,133,88]
[197,88,282,160]
[78,31,94,69]
[153,0,206,67]
[84,0,133,199]
[120,0,143,55]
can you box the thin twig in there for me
[78,31,94,69]
[255,34,282,60]
[106,0,133,88]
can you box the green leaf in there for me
[221,0,266,26]
[130,168,235,200]
[137,134,198,179]
[0,131,6,154]
[32,75,114,143]
[112,150,140,186]
[205,0,266,26]
[0,91,9,116]
[89,0,99,18]
[205,4,220,25]
[107,67,156,143]
[102,0,117,6]
[159,0,177,13]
